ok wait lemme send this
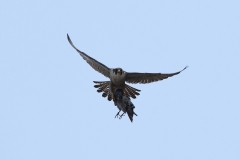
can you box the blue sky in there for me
[1,0,240,159]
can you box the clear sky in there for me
[1,0,240,159]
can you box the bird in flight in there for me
[67,34,187,121]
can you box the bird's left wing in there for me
[125,66,188,84]
[67,34,111,78]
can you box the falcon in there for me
[67,34,187,106]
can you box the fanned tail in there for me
[93,81,141,101]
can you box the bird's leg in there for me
[111,92,116,101]
[115,110,121,118]
[119,112,125,119]
[111,92,117,106]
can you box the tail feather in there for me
[97,83,109,92]
[126,85,140,95]
[126,84,141,92]
[124,84,140,99]
[107,94,112,101]
[93,81,140,101]
[93,81,111,97]
[125,88,136,99]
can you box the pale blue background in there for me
[1,1,240,159]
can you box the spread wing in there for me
[67,34,111,78]
[125,66,188,84]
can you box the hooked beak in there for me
[117,69,121,73]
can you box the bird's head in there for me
[113,68,123,75]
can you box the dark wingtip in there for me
[180,66,188,73]
[183,65,188,70]
[67,34,72,43]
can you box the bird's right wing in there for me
[67,34,111,78]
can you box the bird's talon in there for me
[115,110,121,118]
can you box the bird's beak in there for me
[117,69,121,72]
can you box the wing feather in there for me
[67,34,110,78]
[125,66,188,84]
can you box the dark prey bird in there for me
[114,89,137,122]
[67,34,187,121]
